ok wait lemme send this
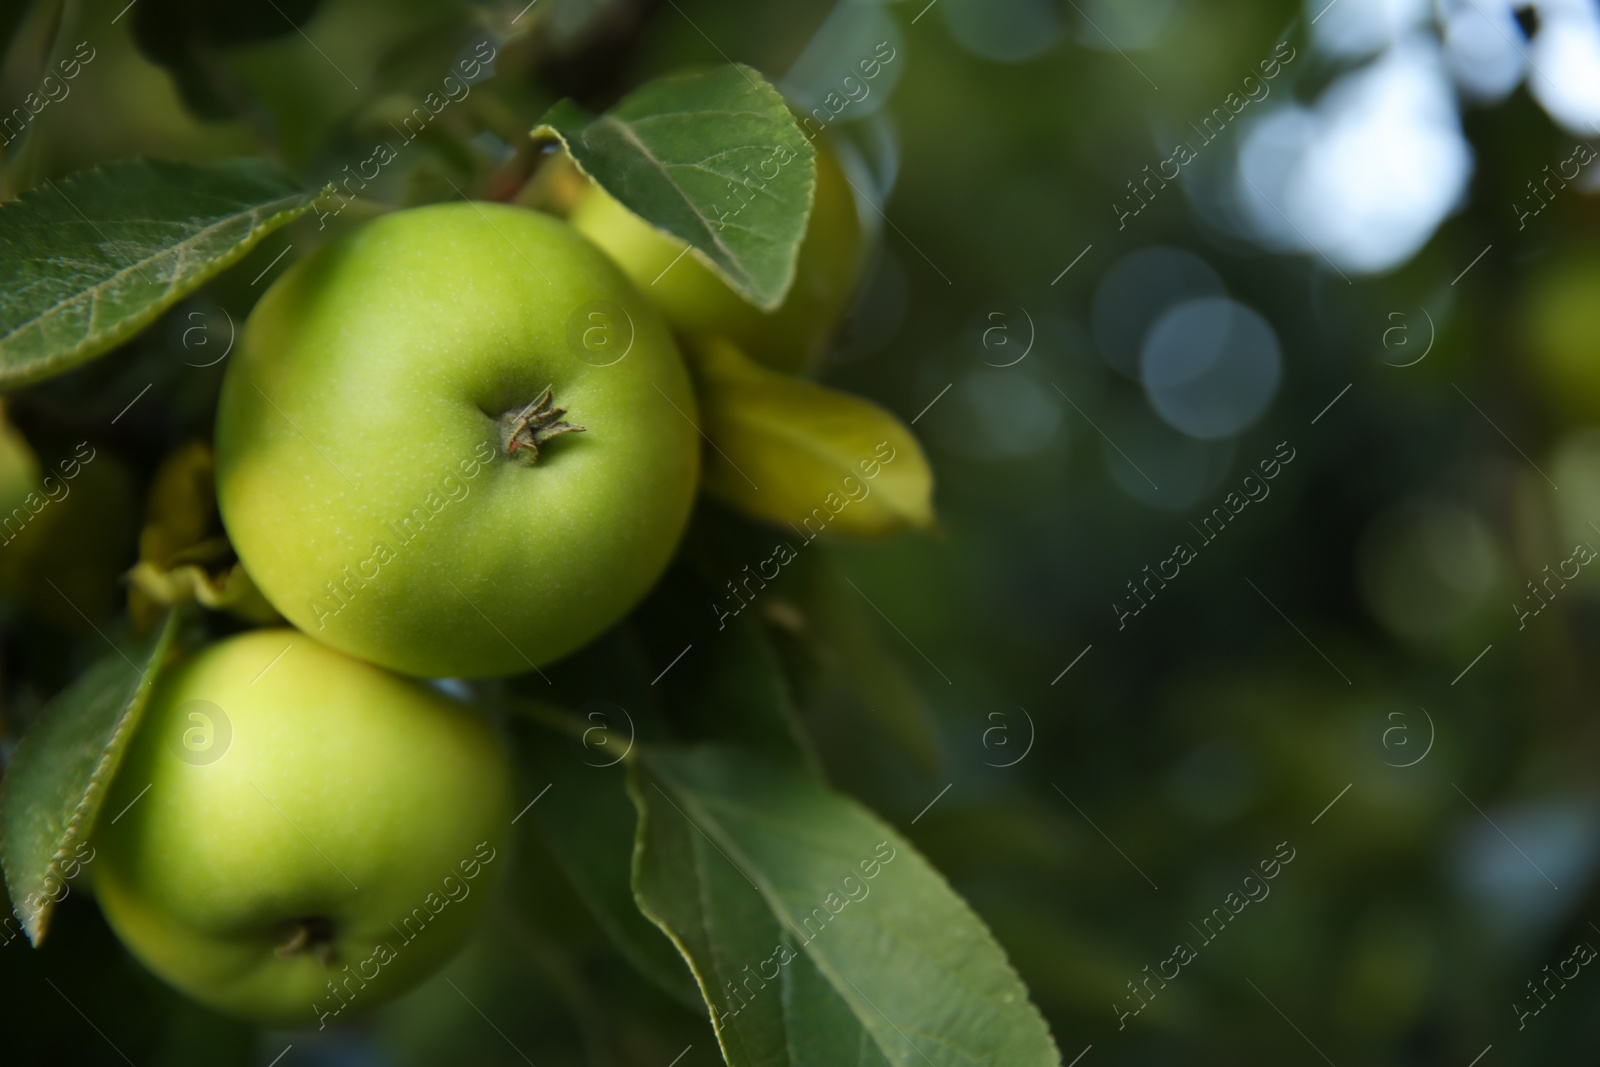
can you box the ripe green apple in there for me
[92,629,513,1027]
[215,201,700,678]
[569,135,865,374]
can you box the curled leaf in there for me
[127,442,279,630]
[688,338,933,538]
[533,65,815,311]
[126,555,277,627]
[570,134,864,375]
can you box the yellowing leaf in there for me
[136,441,216,568]
[127,442,279,630]
[689,338,933,538]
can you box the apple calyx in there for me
[497,386,586,466]
[275,916,338,965]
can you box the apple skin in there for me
[215,202,700,678]
[0,411,38,519]
[569,136,864,374]
[92,629,513,1027]
[0,446,138,633]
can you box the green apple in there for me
[215,201,700,678]
[569,135,865,374]
[0,407,38,519]
[0,442,138,632]
[92,629,513,1027]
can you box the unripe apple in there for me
[0,442,137,631]
[214,201,700,678]
[0,408,38,519]
[92,630,513,1027]
[569,135,865,374]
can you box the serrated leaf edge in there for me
[0,166,322,389]
[533,64,815,312]
[0,611,179,944]
[628,751,1063,1067]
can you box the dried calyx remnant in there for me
[497,386,585,465]
[276,916,337,964]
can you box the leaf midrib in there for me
[655,765,907,1066]
[0,189,310,349]
[590,114,749,288]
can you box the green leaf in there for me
[630,746,1060,1067]
[534,65,816,310]
[0,158,318,389]
[507,711,701,1009]
[0,612,180,944]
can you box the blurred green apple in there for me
[215,202,700,678]
[0,440,138,631]
[93,629,513,1027]
[569,135,865,374]
[0,407,38,518]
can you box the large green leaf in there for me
[534,64,816,310]
[0,158,318,388]
[0,612,179,944]
[503,608,817,1007]
[630,746,1060,1067]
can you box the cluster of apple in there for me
[87,140,868,1025]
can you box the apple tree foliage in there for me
[0,11,1054,1066]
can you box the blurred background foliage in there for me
[3,0,1600,1063]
